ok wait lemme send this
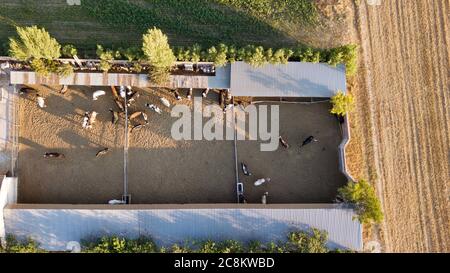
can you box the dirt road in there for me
[346,0,450,252]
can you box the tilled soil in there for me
[346,0,450,252]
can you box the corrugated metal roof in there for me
[208,64,231,89]
[230,62,346,97]
[9,71,210,89]
[4,205,362,251]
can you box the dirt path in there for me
[347,0,450,252]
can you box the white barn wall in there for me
[4,204,362,251]
[0,176,17,244]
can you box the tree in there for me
[213,43,228,67]
[57,63,74,77]
[330,90,354,116]
[61,44,77,58]
[244,45,266,67]
[142,27,176,84]
[9,26,61,61]
[227,45,237,63]
[340,44,358,76]
[338,179,384,225]
[96,45,116,72]
[142,27,176,69]
[189,44,202,63]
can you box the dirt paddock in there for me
[17,85,345,204]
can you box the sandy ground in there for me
[17,86,235,204]
[17,86,344,204]
[237,103,346,203]
[346,0,450,252]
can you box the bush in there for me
[0,235,45,253]
[197,239,245,253]
[338,179,384,225]
[244,45,267,67]
[330,90,355,116]
[82,236,158,253]
[213,43,228,67]
[150,67,171,85]
[286,228,329,253]
[30,58,51,76]
[57,63,74,77]
[61,44,78,58]
[120,46,141,62]
[96,45,118,72]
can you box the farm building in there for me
[0,59,360,251]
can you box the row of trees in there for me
[1,228,347,253]
[173,43,358,73]
[8,25,358,85]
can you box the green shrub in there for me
[286,228,329,253]
[197,239,244,253]
[57,63,74,77]
[150,67,171,85]
[244,45,267,67]
[30,58,50,76]
[96,45,117,72]
[61,44,78,58]
[189,44,202,63]
[82,236,158,253]
[120,46,141,62]
[1,235,45,253]
[338,180,384,225]
[330,90,355,116]
[213,43,228,67]
[132,62,143,73]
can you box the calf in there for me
[43,152,65,159]
[174,90,182,100]
[82,112,89,128]
[279,136,289,149]
[145,103,162,114]
[254,178,271,187]
[300,135,317,148]
[96,148,109,157]
[109,109,119,124]
[241,162,252,176]
[92,90,106,100]
[37,95,46,108]
[160,97,171,108]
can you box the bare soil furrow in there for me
[348,0,449,252]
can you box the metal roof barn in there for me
[229,62,347,97]
[4,204,362,251]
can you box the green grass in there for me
[0,0,317,57]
